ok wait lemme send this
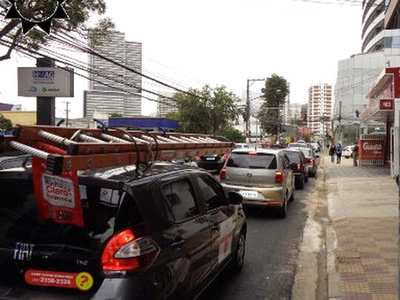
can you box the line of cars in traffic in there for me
[218,140,319,218]
[0,140,319,300]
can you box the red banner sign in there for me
[359,140,385,160]
[379,99,394,110]
[31,142,84,227]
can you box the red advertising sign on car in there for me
[25,270,94,291]
[359,140,385,160]
[31,142,84,227]
[32,157,84,227]
[379,99,394,110]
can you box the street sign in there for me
[18,67,74,97]
[379,98,394,110]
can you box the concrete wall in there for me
[0,111,36,125]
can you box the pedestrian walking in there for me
[336,143,342,164]
[352,141,359,166]
[329,144,336,163]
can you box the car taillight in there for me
[102,229,159,275]
[297,164,301,171]
[195,156,201,161]
[275,171,283,183]
[220,167,226,180]
[310,159,315,164]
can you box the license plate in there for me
[239,190,258,198]
[205,157,215,161]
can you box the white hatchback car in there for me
[343,146,354,158]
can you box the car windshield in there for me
[0,171,143,247]
[285,152,301,163]
[256,144,269,149]
[289,143,308,148]
[235,144,249,149]
[288,143,299,148]
[301,149,313,158]
[227,153,277,169]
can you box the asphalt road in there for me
[200,176,317,300]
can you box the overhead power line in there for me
[290,0,382,8]
[143,54,207,86]
[0,11,206,101]
[0,33,181,107]
[47,32,206,100]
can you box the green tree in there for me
[258,74,290,136]
[174,85,240,134]
[109,112,123,118]
[0,114,12,130]
[0,0,114,61]
[165,111,180,120]
[217,127,245,143]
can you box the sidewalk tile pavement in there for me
[325,156,398,300]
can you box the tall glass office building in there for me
[84,31,142,118]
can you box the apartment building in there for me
[307,84,332,136]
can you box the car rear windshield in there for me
[301,149,313,158]
[235,144,249,149]
[0,171,142,249]
[226,153,277,169]
[285,152,301,163]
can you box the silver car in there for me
[219,148,295,218]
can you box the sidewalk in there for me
[325,156,398,300]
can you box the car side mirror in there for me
[228,192,243,205]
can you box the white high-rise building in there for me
[84,31,142,118]
[157,92,178,117]
[282,93,291,125]
[308,84,332,136]
[287,103,302,125]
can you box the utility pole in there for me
[338,101,342,144]
[36,58,56,125]
[64,101,70,127]
[246,79,250,140]
[255,118,258,142]
[245,78,265,143]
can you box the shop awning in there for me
[360,98,394,123]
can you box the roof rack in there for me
[0,125,233,175]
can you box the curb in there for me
[326,225,341,300]
[323,155,342,300]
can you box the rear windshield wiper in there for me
[248,166,266,169]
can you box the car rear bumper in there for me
[306,165,316,174]
[221,183,285,207]
[0,277,151,300]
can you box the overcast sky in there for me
[0,0,361,118]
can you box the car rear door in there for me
[160,178,211,295]
[282,154,294,195]
[194,174,236,274]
